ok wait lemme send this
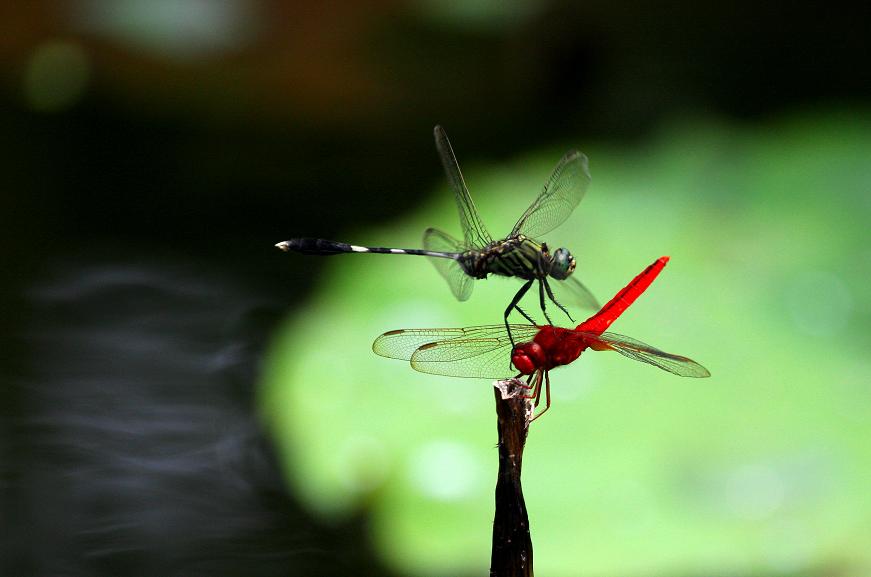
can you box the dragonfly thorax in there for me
[463,235,558,280]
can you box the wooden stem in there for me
[490,378,534,577]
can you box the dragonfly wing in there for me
[579,331,711,378]
[423,227,474,301]
[373,325,538,360]
[410,325,540,378]
[511,150,591,239]
[411,340,514,379]
[373,325,541,379]
[434,126,493,249]
[551,275,600,312]
[374,327,473,360]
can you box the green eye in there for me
[550,248,575,280]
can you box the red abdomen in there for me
[578,256,668,335]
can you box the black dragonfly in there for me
[276,126,599,342]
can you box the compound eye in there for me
[511,341,545,375]
[511,342,545,374]
[550,248,575,280]
[511,351,535,375]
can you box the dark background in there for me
[1,1,868,576]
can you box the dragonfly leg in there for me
[531,371,552,421]
[543,278,574,323]
[519,372,541,399]
[538,280,555,325]
[514,306,537,324]
[515,372,535,390]
[504,279,535,346]
[520,371,541,407]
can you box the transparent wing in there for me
[423,227,474,301]
[434,126,493,249]
[551,275,600,312]
[374,327,473,360]
[511,150,591,239]
[577,331,711,378]
[373,324,540,360]
[411,340,516,379]
[373,324,541,379]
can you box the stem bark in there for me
[490,379,534,577]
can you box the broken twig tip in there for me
[494,377,526,400]
[494,378,534,427]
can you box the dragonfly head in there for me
[511,341,546,375]
[549,247,576,280]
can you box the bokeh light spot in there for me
[408,440,483,502]
[23,41,91,112]
[413,0,542,30]
[723,463,786,520]
[68,0,258,60]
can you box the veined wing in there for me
[511,150,591,239]
[552,275,601,312]
[423,227,474,301]
[373,325,541,379]
[434,126,493,249]
[412,340,515,379]
[577,331,711,378]
[373,324,539,360]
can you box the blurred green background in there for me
[261,113,871,576]
[1,1,869,577]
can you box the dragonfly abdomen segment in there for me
[275,238,461,260]
[576,256,669,334]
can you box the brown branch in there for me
[490,378,534,577]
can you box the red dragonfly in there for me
[373,256,709,418]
